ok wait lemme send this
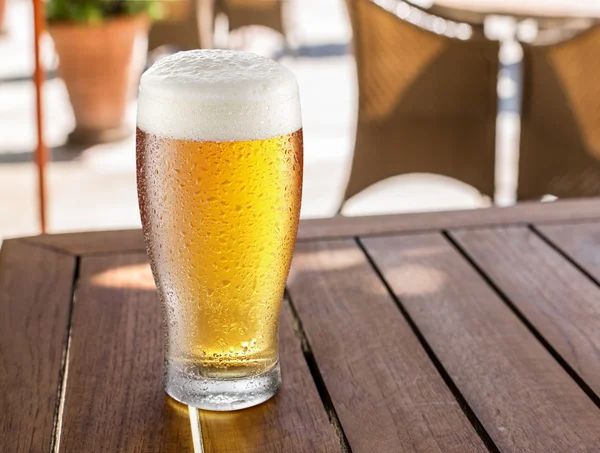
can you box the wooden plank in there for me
[21,199,600,254]
[25,229,145,255]
[57,253,189,452]
[363,233,600,452]
[536,221,600,280]
[298,197,600,240]
[58,253,340,452]
[287,239,488,453]
[199,298,341,453]
[451,225,600,399]
[0,239,75,452]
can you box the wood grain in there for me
[200,299,341,453]
[58,253,192,452]
[21,199,600,255]
[0,239,75,452]
[536,221,600,280]
[298,197,600,240]
[451,226,600,399]
[25,229,145,255]
[363,233,600,452]
[287,239,487,453]
[58,253,340,453]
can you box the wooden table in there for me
[4,197,600,452]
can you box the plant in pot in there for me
[47,0,161,143]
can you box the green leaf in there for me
[46,0,159,22]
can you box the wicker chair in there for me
[149,0,287,51]
[342,0,499,207]
[148,0,202,51]
[519,25,600,199]
[215,0,285,36]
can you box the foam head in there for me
[137,50,301,142]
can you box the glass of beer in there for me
[136,50,303,410]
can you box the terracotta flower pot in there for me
[49,16,149,144]
[0,0,6,34]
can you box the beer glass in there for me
[136,50,303,410]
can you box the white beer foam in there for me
[137,50,301,142]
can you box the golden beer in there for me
[136,50,303,410]
[137,130,303,373]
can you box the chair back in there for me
[216,0,285,34]
[519,25,600,199]
[343,0,499,205]
[148,0,201,51]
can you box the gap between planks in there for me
[188,406,204,453]
[444,229,600,411]
[530,224,600,295]
[355,237,501,453]
[283,291,353,453]
[49,256,80,453]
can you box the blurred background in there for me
[2,0,600,243]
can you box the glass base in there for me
[165,361,281,411]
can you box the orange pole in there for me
[32,0,47,233]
